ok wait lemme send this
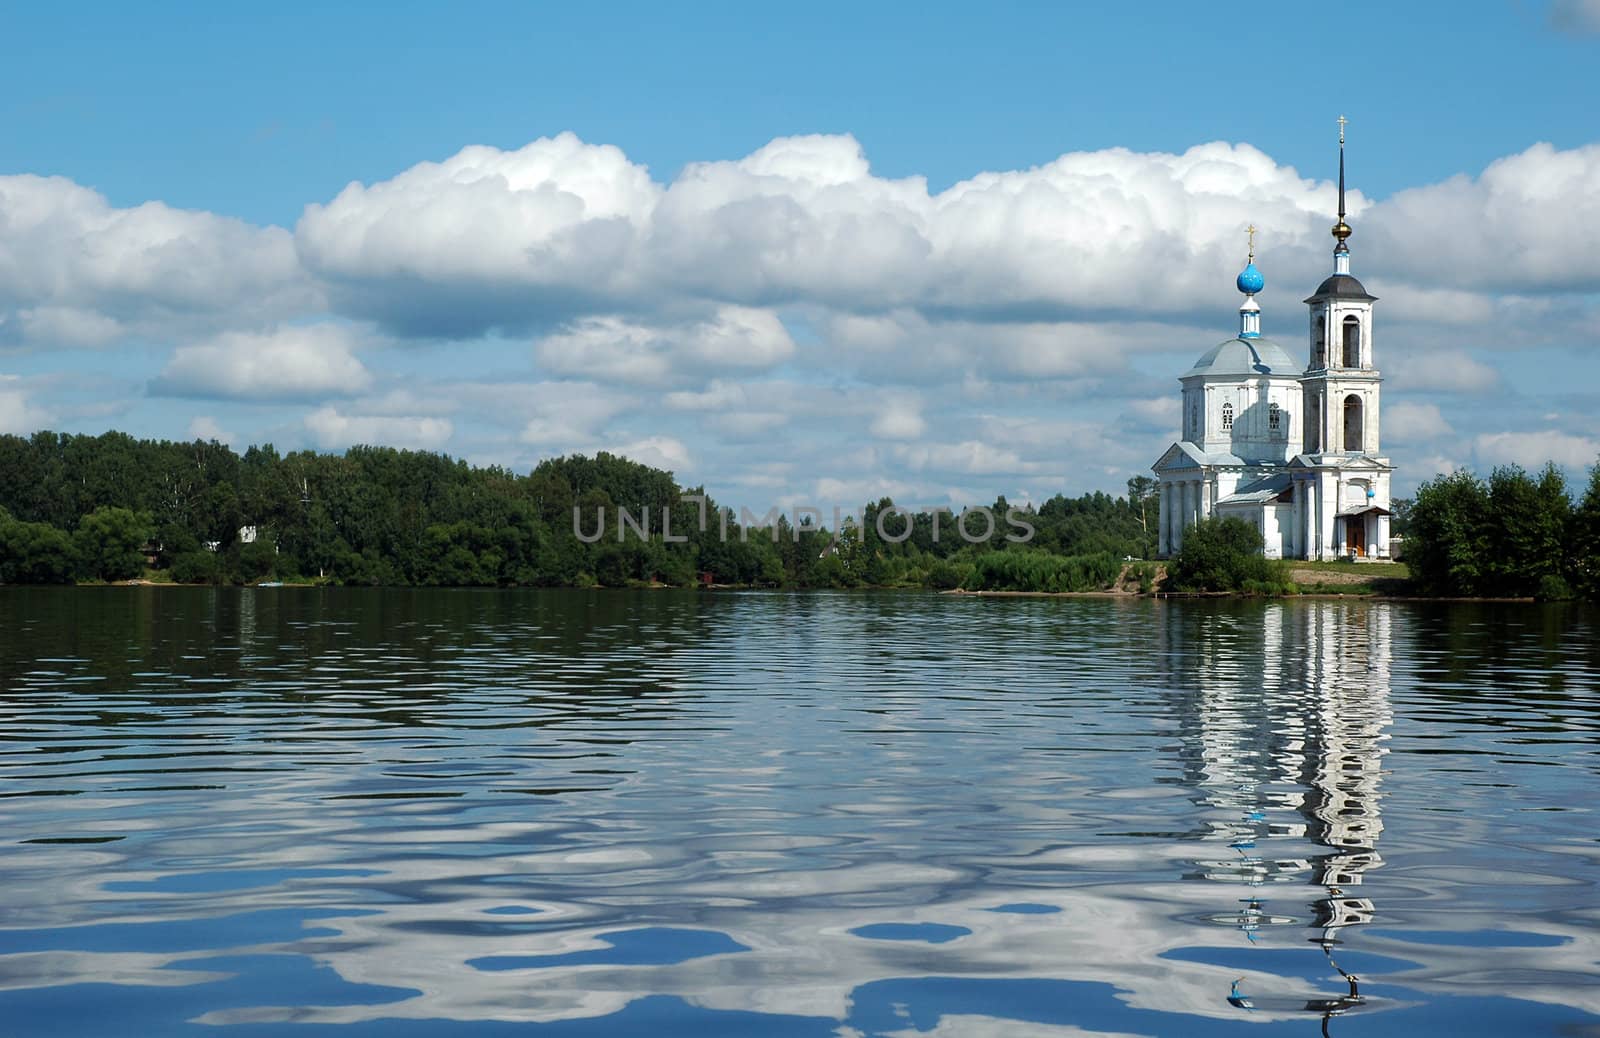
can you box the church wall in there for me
[1189,374,1302,464]
[1262,502,1287,559]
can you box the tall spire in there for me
[1332,115,1352,275]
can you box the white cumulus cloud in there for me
[534,306,794,386]
[289,133,1365,337]
[296,132,658,335]
[663,379,748,411]
[610,435,691,474]
[304,406,453,451]
[869,395,927,440]
[1474,429,1600,470]
[0,174,318,349]
[1387,350,1502,394]
[187,415,235,445]
[0,375,52,436]
[1385,401,1453,442]
[1371,142,1600,293]
[151,323,373,400]
[517,380,636,449]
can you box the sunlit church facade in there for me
[1153,133,1393,560]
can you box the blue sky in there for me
[3,0,1599,507]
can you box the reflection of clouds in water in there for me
[4,597,1600,1033]
[187,881,1275,1026]
[0,951,227,992]
[878,1020,1151,1038]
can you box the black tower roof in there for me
[1304,273,1376,303]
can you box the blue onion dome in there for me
[1236,262,1264,295]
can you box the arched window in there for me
[1269,402,1281,432]
[1342,317,1361,368]
[1306,397,1321,452]
[1221,402,1234,431]
[1343,394,1363,452]
[1315,315,1327,368]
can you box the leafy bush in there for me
[967,550,1121,592]
[169,551,222,584]
[1123,561,1159,594]
[1166,517,1289,593]
[928,559,973,590]
[1536,575,1574,602]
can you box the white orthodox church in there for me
[1153,131,1393,560]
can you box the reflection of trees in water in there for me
[0,587,721,732]
[1162,600,1393,1029]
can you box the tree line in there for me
[8,431,1597,600]
[1405,463,1600,600]
[0,431,1153,591]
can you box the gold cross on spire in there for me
[1246,223,1256,263]
[1338,114,1347,145]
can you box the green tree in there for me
[1483,465,1569,597]
[1406,470,1491,596]
[1389,496,1413,538]
[1569,464,1600,601]
[1166,516,1286,593]
[0,517,76,583]
[73,506,154,581]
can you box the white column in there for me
[1305,476,1318,559]
[1172,481,1186,553]
[1165,482,1176,556]
[1158,483,1170,557]
[1321,475,1337,560]
[1286,479,1299,559]
[1309,478,1320,559]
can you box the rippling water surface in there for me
[1,588,1598,1037]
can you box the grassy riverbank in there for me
[1287,560,1411,595]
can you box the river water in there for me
[0,588,1597,1036]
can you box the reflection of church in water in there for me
[1163,601,1393,957]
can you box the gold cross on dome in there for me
[1338,114,1348,144]
[1246,223,1257,262]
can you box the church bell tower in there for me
[1301,117,1381,457]
[1290,117,1394,561]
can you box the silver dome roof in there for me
[1183,336,1299,379]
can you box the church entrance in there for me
[1346,517,1366,558]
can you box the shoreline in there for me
[0,582,1553,604]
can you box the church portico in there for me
[1153,122,1395,562]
